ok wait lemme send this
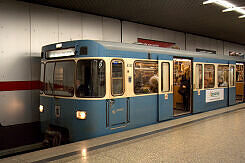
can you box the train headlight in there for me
[76,111,87,120]
[39,105,44,113]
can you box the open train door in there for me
[235,63,244,103]
[172,58,193,116]
[229,62,236,106]
[158,59,173,121]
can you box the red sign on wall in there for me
[137,38,176,48]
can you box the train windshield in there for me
[44,61,75,97]
[76,59,106,98]
[44,62,55,95]
[40,63,44,94]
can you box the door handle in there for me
[109,99,115,107]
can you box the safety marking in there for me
[32,106,245,163]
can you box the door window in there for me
[230,65,235,86]
[111,60,124,96]
[161,62,170,92]
[195,64,203,89]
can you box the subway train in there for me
[40,40,245,146]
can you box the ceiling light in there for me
[222,7,245,12]
[203,0,245,19]
[203,0,220,5]
[238,15,245,19]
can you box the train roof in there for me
[95,40,245,62]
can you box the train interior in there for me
[173,58,192,116]
[236,63,244,103]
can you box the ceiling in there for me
[23,0,245,45]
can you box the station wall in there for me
[122,21,186,50]
[224,41,245,56]
[0,0,245,126]
[186,34,224,55]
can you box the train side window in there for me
[230,65,235,86]
[204,64,215,88]
[134,61,158,94]
[111,60,124,96]
[161,62,170,92]
[195,64,203,89]
[218,65,229,87]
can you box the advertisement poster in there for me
[206,88,224,103]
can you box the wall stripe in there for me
[0,81,40,91]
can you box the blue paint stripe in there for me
[32,106,245,163]
[193,57,228,64]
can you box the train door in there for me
[244,64,245,102]
[244,63,245,102]
[158,60,173,121]
[173,58,192,116]
[236,63,244,103]
[107,59,129,128]
[229,64,236,105]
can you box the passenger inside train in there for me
[134,61,158,94]
[173,58,191,115]
[179,68,191,111]
[149,72,159,93]
[218,77,228,87]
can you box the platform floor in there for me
[2,103,245,163]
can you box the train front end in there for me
[39,40,108,146]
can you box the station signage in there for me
[46,48,75,58]
[137,38,177,48]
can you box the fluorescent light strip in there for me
[203,0,245,18]
[223,7,245,12]
[203,0,221,5]
[239,15,245,18]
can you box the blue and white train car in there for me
[39,40,242,146]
